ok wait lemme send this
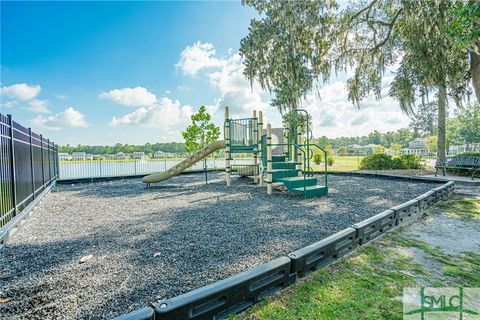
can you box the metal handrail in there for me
[285,108,311,165]
[292,109,311,170]
[303,143,328,187]
[293,143,308,198]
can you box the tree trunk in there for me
[437,86,447,164]
[471,49,480,104]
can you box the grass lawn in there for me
[312,155,364,172]
[234,196,480,320]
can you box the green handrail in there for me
[294,143,308,199]
[292,108,311,171]
[304,143,328,187]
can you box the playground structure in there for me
[143,107,328,198]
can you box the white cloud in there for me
[30,107,88,130]
[54,93,69,100]
[176,41,225,76]
[27,99,50,113]
[350,114,369,126]
[178,85,190,91]
[99,86,157,107]
[303,80,410,138]
[2,100,19,109]
[205,52,281,126]
[0,83,41,101]
[110,97,193,130]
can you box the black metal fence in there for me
[0,114,58,228]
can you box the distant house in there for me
[385,148,396,156]
[132,152,145,159]
[58,153,71,161]
[350,144,377,155]
[85,154,94,160]
[408,138,428,150]
[401,138,430,156]
[154,151,175,158]
[448,144,480,156]
[72,152,86,160]
[115,152,126,160]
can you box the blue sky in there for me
[1,1,410,146]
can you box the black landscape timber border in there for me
[109,176,454,320]
[353,209,396,245]
[288,227,358,277]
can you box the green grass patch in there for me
[435,196,480,220]
[391,235,480,287]
[235,243,426,320]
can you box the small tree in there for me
[325,145,334,157]
[182,106,220,153]
[338,146,348,156]
[327,156,335,166]
[374,145,386,154]
[390,143,402,155]
[313,152,323,165]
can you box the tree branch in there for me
[369,9,402,52]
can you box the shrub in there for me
[360,154,424,170]
[359,154,394,170]
[313,152,323,164]
[374,145,385,154]
[394,155,424,169]
[327,156,335,166]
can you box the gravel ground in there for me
[0,173,439,319]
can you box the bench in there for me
[435,155,480,180]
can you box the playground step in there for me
[291,185,328,199]
[272,155,287,163]
[277,176,317,189]
[272,162,300,170]
[272,169,297,181]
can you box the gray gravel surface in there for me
[0,173,439,319]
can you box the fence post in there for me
[55,145,59,179]
[7,115,18,216]
[253,110,258,184]
[29,128,35,199]
[55,144,58,179]
[47,138,51,184]
[267,124,272,195]
[40,134,45,189]
[225,107,231,187]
